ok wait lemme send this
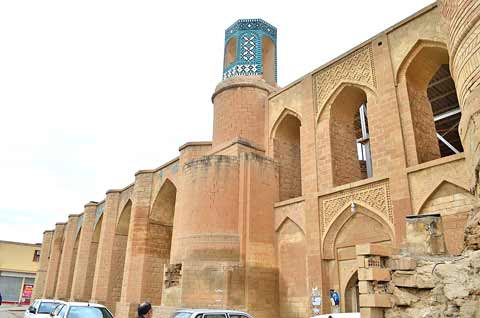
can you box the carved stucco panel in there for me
[313,45,377,116]
[319,180,393,235]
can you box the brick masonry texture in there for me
[36,3,480,318]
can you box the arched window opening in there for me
[405,46,462,164]
[273,114,302,201]
[355,103,372,178]
[331,86,372,187]
[427,65,463,156]
[224,37,237,67]
[262,36,275,85]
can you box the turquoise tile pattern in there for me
[223,19,277,82]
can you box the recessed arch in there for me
[322,203,394,259]
[343,270,359,313]
[270,108,302,141]
[316,81,377,123]
[262,35,276,85]
[107,199,132,312]
[117,199,132,235]
[224,37,237,67]
[142,177,177,305]
[275,216,305,235]
[272,111,302,201]
[396,40,449,84]
[417,179,471,214]
[416,179,476,255]
[276,217,308,318]
[150,178,177,224]
[92,214,103,243]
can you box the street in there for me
[0,306,26,318]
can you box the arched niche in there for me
[323,204,393,260]
[224,37,237,67]
[108,199,132,312]
[144,179,177,305]
[418,180,476,255]
[276,218,308,318]
[272,112,302,201]
[262,36,275,85]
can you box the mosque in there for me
[32,1,480,318]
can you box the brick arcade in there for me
[32,2,480,318]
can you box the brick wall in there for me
[143,222,172,304]
[406,73,441,164]
[109,233,128,312]
[212,78,272,148]
[54,215,80,300]
[83,241,98,295]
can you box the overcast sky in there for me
[0,0,434,244]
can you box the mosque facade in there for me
[32,1,480,318]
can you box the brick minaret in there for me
[164,19,280,318]
[212,19,278,150]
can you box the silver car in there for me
[49,302,113,318]
[172,309,252,318]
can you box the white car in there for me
[172,309,252,318]
[25,300,66,318]
[49,302,113,318]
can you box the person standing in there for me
[0,290,2,306]
[137,302,152,318]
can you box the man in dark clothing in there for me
[137,302,152,318]
[0,291,2,306]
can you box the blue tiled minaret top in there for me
[223,19,277,82]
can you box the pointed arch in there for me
[316,81,377,124]
[92,214,103,243]
[270,107,302,140]
[275,216,305,235]
[417,179,473,214]
[326,83,375,185]
[395,39,449,84]
[262,35,276,85]
[224,37,237,67]
[150,178,177,224]
[116,199,132,235]
[276,216,308,318]
[143,178,177,305]
[322,203,394,259]
[397,39,462,164]
[272,109,303,201]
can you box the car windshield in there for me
[38,302,60,314]
[173,312,193,318]
[67,306,113,318]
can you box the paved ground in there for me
[0,306,26,318]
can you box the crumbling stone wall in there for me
[386,208,480,318]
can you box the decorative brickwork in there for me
[313,45,376,116]
[320,180,393,234]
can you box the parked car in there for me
[49,302,113,318]
[25,300,66,318]
[172,309,252,318]
[312,313,360,318]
